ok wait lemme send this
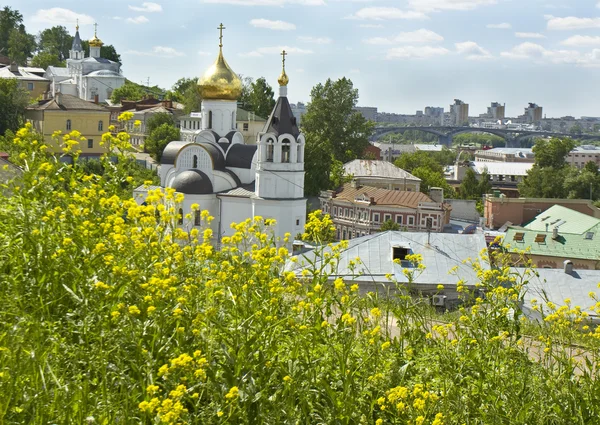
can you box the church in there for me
[134,25,306,245]
[44,24,125,103]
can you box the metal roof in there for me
[470,161,532,176]
[524,205,600,235]
[46,66,70,77]
[27,94,108,111]
[519,267,600,320]
[289,231,489,287]
[331,183,434,208]
[0,66,49,81]
[344,160,421,182]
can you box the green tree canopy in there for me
[0,78,29,134]
[37,25,72,60]
[248,77,275,119]
[145,123,180,161]
[0,6,22,54]
[111,81,146,104]
[394,151,444,175]
[31,51,64,69]
[7,25,36,65]
[532,137,576,168]
[146,112,175,134]
[380,219,401,231]
[302,78,374,195]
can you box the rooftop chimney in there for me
[351,179,359,189]
[9,62,18,73]
[552,227,559,240]
[564,260,573,274]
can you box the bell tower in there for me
[69,21,84,60]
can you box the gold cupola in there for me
[89,23,104,47]
[198,23,242,101]
[278,50,289,87]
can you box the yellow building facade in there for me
[26,94,111,157]
[0,64,49,100]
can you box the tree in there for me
[37,25,72,60]
[31,51,64,69]
[111,81,146,103]
[459,168,480,200]
[302,78,374,195]
[564,162,600,200]
[248,77,275,119]
[532,137,575,168]
[100,45,121,63]
[380,219,400,231]
[7,26,36,65]
[237,75,254,111]
[412,167,455,198]
[569,123,582,136]
[145,123,180,161]
[0,79,29,134]
[0,6,22,54]
[146,112,175,134]
[394,151,444,174]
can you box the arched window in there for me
[194,210,201,226]
[98,120,103,131]
[231,112,235,129]
[178,208,183,225]
[208,111,213,129]
[266,140,274,162]
[281,138,291,163]
[193,155,198,168]
[66,119,71,130]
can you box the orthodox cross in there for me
[218,23,226,48]
[76,19,79,31]
[94,22,98,37]
[281,50,287,70]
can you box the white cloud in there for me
[125,46,185,57]
[359,24,384,28]
[409,0,496,12]
[298,36,332,44]
[346,7,428,20]
[487,22,511,29]
[113,16,123,20]
[386,45,450,59]
[128,2,162,12]
[31,8,94,26]
[126,15,149,24]
[560,35,600,47]
[500,42,582,64]
[250,18,296,30]
[515,32,546,39]
[198,50,211,56]
[240,46,313,57]
[455,41,493,60]
[365,29,443,45]
[546,15,600,30]
[203,0,324,5]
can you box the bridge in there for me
[372,126,600,148]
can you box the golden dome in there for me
[278,70,289,87]
[198,49,242,101]
[89,23,103,47]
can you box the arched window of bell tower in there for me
[266,139,274,162]
[281,138,291,163]
[208,111,213,129]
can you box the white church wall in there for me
[255,170,305,199]
[226,167,255,185]
[219,197,253,237]
[177,194,220,237]
[201,100,237,137]
[160,165,174,185]
[85,76,125,103]
[252,198,307,245]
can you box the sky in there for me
[8,0,600,118]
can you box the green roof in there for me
[236,108,266,122]
[524,205,600,234]
[505,223,600,261]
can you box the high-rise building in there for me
[450,99,469,126]
[523,103,543,123]
[354,106,378,122]
[487,102,505,120]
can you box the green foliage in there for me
[380,219,400,231]
[302,78,374,195]
[0,6,23,54]
[237,75,254,111]
[31,51,64,68]
[532,137,576,169]
[146,112,175,134]
[37,25,72,60]
[0,78,28,134]
[459,168,492,200]
[145,123,180,161]
[7,26,36,65]
[170,78,201,114]
[412,166,455,198]
[394,151,444,174]
[111,81,146,103]
[248,77,275,119]
[395,151,455,197]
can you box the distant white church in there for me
[134,28,306,244]
[44,24,125,103]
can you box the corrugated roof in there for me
[236,107,266,122]
[288,231,489,287]
[344,159,421,182]
[46,66,70,77]
[524,205,600,234]
[333,183,434,208]
[28,94,108,112]
[0,66,49,81]
[219,182,256,198]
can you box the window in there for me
[408,216,415,226]
[87,139,93,149]
[243,123,249,131]
[426,218,433,229]
[296,219,300,226]
[281,138,291,163]
[208,111,213,129]
[535,234,546,243]
[333,207,337,216]
[266,141,274,162]
[384,214,392,222]
[27,82,34,91]
[178,208,183,225]
[373,213,380,223]
[498,175,505,182]
[66,119,71,130]
[98,120,103,131]
[585,232,594,240]
[392,246,410,261]
[513,232,525,242]
[194,210,201,226]
[344,208,348,217]
[396,215,403,225]
[193,155,198,168]
[511,175,516,182]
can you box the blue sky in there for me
[9,0,600,118]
